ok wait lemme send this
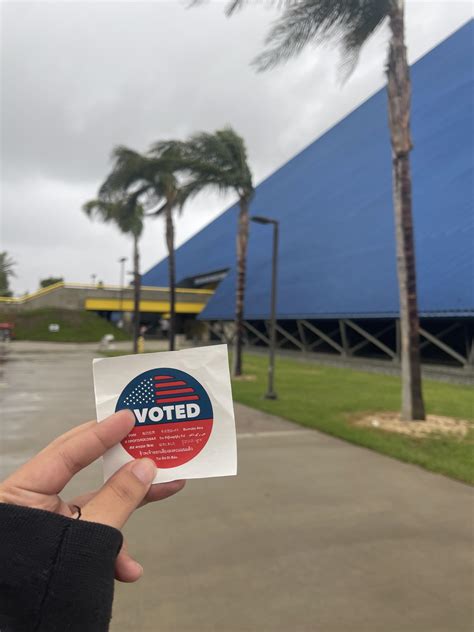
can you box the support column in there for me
[467,338,474,368]
[296,320,308,352]
[339,320,351,357]
[465,324,474,369]
[396,319,401,361]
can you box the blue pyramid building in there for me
[143,21,474,366]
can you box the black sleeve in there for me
[0,503,123,632]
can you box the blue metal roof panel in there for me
[142,20,474,320]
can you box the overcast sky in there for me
[1,0,472,295]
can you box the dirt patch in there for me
[354,412,471,438]
[232,374,257,382]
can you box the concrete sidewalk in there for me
[0,343,473,631]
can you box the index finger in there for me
[6,410,135,494]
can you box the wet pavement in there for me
[0,341,473,632]
[0,341,99,479]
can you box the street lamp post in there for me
[118,257,127,316]
[251,215,279,400]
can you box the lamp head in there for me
[251,215,277,225]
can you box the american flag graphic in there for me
[122,374,201,407]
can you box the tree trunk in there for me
[165,203,176,352]
[132,234,141,354]
[233,196,249,377]
[387,0,425,420]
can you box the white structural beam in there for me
[350,323,395,354]
[343,319,397,359]
[296,320,308,350]
[419,322,459,350]
[243,321,270,345]
[273,322,306,351]
[339,320,351,356]
[222,322,236,344]
[208,322,226,343]
[299,320,343,353]
[419,326,467,366]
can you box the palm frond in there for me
[83,195,144,239]
[82,198,118,223]
[188,0,245,16]
[99,145,151,198]
[149,139,187,159]
[225,0,245,16]
[95,142,187,218]
[181,126,253,202]
[0,252,16,278]
[249,0,390,76]
[224,0,289,16]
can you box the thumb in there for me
[80,459,157,529]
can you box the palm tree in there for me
[164,128,254,377]
[221,0,425,419]
[98,145,188,351]
[83,195,144,353]
[0,252,16,297]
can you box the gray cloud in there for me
[1,0,472,293]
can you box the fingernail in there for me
[131,459,156,484]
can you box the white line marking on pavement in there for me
[237,430,314,439]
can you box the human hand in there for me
[0,409,185,582]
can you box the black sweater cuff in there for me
[0,503,123,632]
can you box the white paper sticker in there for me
[92,344,237,484]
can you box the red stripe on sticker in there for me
[154,388,194,396]
[154,381,186,388]
[155,395,200,403]
[153,375,174,381]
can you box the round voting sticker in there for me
[116,368,213,468]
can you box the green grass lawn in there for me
[232,354,474,484]
[0,308,130,343]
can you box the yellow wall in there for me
[84,298,206,314]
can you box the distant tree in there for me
[163,127,254,377]
[216,0,425,419]
[99,145,191,352]
[0,252,16,297]
[40,277,64,288]
[83,195,144,352]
